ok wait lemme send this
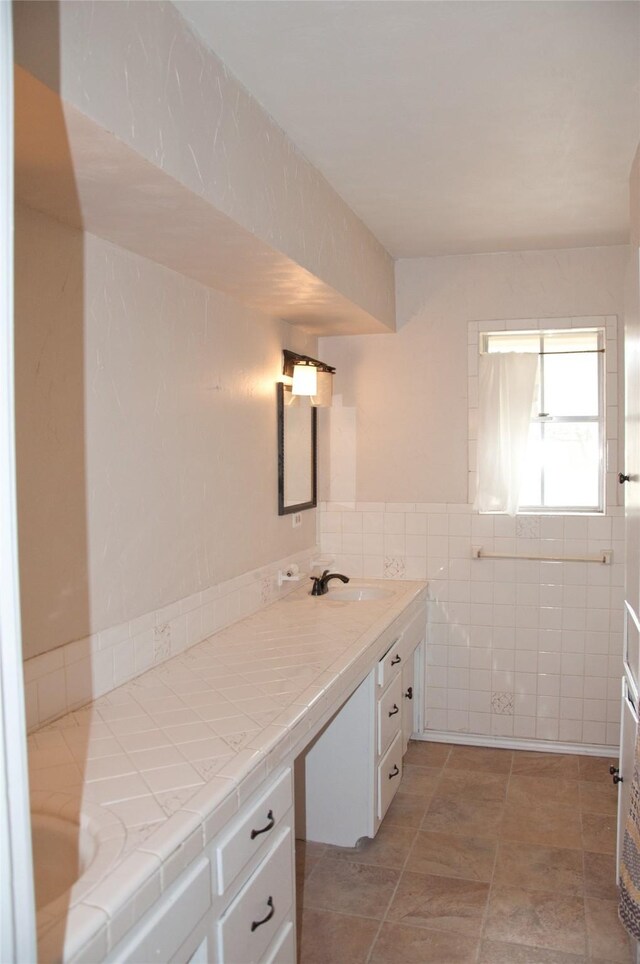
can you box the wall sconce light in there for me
[282,350,335,407]
[292,361,318,396]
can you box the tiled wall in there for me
[318,501,624,749]
[318,315,624,751]
[23,548,317,732]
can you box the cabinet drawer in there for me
[377,638,403,689]
[217,828,293,964]
[260,920,295,964]
[108,858,211,963]
[215,768,293,895]
[377,731,403,821]
[377,672,403,756]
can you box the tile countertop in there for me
[28,578,427,963]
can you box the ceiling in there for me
[174,1,640,259]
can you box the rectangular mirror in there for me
[278,383,317,514]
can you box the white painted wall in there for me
[15,205,317,660]
[13,0,394,331]
[319,246,628,504]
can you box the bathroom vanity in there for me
[28,579,427,963]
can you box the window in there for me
[483,328,605,513]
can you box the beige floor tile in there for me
[406,830,496,882]
[446,745,513,774]
[583,850,619,900]
[493,840,583,895]
[501,801,583,850]
[403,740,453,768]
[511,751,581,780]
[478,939,586,963]
[384,789,430,829]
[370,922,479,963]
[399,764,442,795]
[507,774,579,809]
[296,840,327,879]
[585,897,634,963]
[387,870,489,936]
[581,812,617,854]
[324,823,417,870]
[578,755,617,784]
[302,857,399,919]
[297,907,379,963]
[422,792,504,837]
[484,885,586,955]
[438,768,508,802]
[578,780,617,815]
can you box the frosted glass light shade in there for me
[292,363,317,396]
[311,369,333,407]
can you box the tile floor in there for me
[296,742,635,963]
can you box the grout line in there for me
[473,750,513,963]
[364,744,450,963]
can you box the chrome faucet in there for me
[310,570,350,596]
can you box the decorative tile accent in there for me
[516,516,540,539]
[491,692,514,715]
[384,556,406,578]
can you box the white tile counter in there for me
[28,578,427,962]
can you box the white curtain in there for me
[474,351,539,516]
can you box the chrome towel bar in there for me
[471,545,612,565]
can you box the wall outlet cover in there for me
[292,512,302,528]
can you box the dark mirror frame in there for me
[277,382,317,515]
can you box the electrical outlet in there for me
[292,512,302,528]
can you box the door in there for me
[624,149,640,623]
[618,676,638,881]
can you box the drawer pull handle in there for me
[391,655,401,666]
[388,764,400,780]
[405,686,413,700]
[388,704,400,717]
[250,810,275,840]
[251,896,274,932]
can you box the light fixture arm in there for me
[282,350,336,378]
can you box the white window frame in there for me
[481,326,606,515]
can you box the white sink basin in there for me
[31,813,97,912]
[329,586,394,602]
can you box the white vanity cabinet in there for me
[296,597,426,847]
[208,768,296,964]
[108,769,295,964]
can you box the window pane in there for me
[487,333,539,353]
[519,422,542,507]
[542,422,600,508]
[543,353,599,417]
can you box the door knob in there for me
[619,472,631,484]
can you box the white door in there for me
[618,677,638,880]
[0,3,37,960]
[624,150,640,624]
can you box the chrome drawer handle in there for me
[388,704,400,717]
[251,896,274,932]
[250,810,275,840]
[391,655,401,666]
[388,764,400,780]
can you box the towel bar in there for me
[471,545,612,565]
